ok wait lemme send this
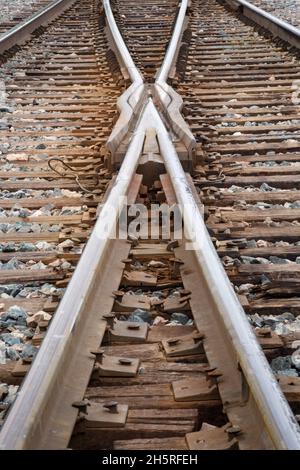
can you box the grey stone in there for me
[291,349,300,369]
[18,208,31,218]
[48,224,61,233]
[170,313,190,325]
[277,312,295,322]
[269,256,290,265]
[260,274,271,285]
[2,385,18,406]
[246,240,257,248]
[5,347,20,361]
[152,291,164,299]
[248,313,264,328]
[30,261,47,270]
[276,369,298,377]
[0,383,8,400]
[6,305,27,323]
[20,328,35,339]
[274,323,290,335]
[0,106,13,113]
[0,333,22,346]
[3,258,21,270]
[271,356,293,372]
[21,344,38,359]
[1,242,16,252]
[128,309,152,324]
[19,242,36,252]
[260,183,276,192]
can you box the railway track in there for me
[174,0,300,416]
[0,0,123,423]
[0,0,51,35]
[250,1,300,28]
[0,0,300,451]
[111,0,179,81]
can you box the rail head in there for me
[102,0,145,157]
[154,0,196,156]
[222,0,300,48]
[145,100,300,450]
[0,0,76,54]
[0,101,152,450]
[0,0,146,449]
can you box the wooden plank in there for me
[218,208,300,222]
[0,197,99,209]
[159,174,177,206]
[0,297,56,312]
[100,344,165,362]
[147,325,196,343]
[114,437,187,450]
[0,269,64,284]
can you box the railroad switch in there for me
[186,423,239,450]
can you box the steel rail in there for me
[0,0,75,54]
[153,0,300,448]
[0,0,146,450]
[146,99,300,450]
[0,106,148,449]
[154,0,195,158]
[103,0,145,157]
[222,0,300,48]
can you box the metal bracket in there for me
[91,350,140,377]
[172,376,220,401]
[109,320,148,342]
[83,402,128,428]
[277,375,300,401]
[113,293,151,311]
[163,293,191,313]
[162,331,204,357]
[11,358,32,377]
[186,423,239,450]
[122,270,157,286]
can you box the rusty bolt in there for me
[103,401,119,413]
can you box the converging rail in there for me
[0,0,300,450]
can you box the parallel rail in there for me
[222,0,300,48]
[0,0,300,450]
[0,0,76,54]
